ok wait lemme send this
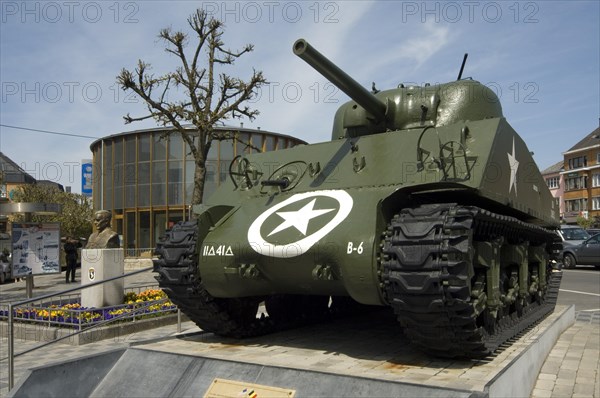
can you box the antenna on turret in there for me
[457,53,468,80]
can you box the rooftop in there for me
[565,126,600,153]
[541,160,564,175]
[90,124,306,150]
[0,152,36,184]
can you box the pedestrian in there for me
[64,237,80,283]
[0,248,9,263]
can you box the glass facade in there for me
[91,127,304,254]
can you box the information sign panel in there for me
[12,223,61,277]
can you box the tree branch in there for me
[117,8,267,205]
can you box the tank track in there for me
[381,203,562,358]
[154,220,358,338]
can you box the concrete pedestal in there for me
[81,249,124,308]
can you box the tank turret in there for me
[294,39,503,140]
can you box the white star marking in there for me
[268,199,335,237]
[507,138,519,195]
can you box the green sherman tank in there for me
[154,39,562,358]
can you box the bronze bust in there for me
[86,210,120,249]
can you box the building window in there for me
[153,133,167,161]
[565,176,587,191]
[568,156,587,170]
[565,198,587,212]
[138,162,151,207]
[152,162,167,206]
[168,136,183,160]
[597,152,600,164]
[153,211,167,244]
[546,176,560,189]
[593,197,600,211]
[139,211,151,249]
[593,173,600,188]
[139,134,151,161]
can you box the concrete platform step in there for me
[8,305,574,398]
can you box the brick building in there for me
[561,127,600,224]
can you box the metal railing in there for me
[1,266,182,391]
[0,283,169,327]
[1,290,176,329]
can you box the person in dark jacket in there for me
[64,237,81,283]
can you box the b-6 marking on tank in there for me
[248,190,353,258]
[346,241,364,254]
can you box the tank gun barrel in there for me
[293,39,387,122]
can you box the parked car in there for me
[562,233,600,268]
[586,228,600,236]
[556,225,592,268]
[557,225,591,245]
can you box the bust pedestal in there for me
[81,248,124,308]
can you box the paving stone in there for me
[580,359,599,369]
[576,375,595,385]
[552,384,575,396]
[530,388,553,398]
[533,378,555,391]
[573,382,598,396]
[537,373,557,381]
[561,359,582,370]
[565,352,583,360]
[540,361,561,374]
[555,377,575,387]
[583,349,600,357]
[548,351,566,359]
[557,368,577,379]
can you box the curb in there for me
[484,305,575,397]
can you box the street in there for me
[557,266,600,312]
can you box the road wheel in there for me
[563,253,576,269]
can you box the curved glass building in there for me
[90,126,305,252]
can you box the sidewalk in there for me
[1,270,599,397]
[531,311,600,398]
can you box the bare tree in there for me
[117,9,266,205]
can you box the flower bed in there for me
[0,289,176,328]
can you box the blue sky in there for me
[1,1,599,193]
